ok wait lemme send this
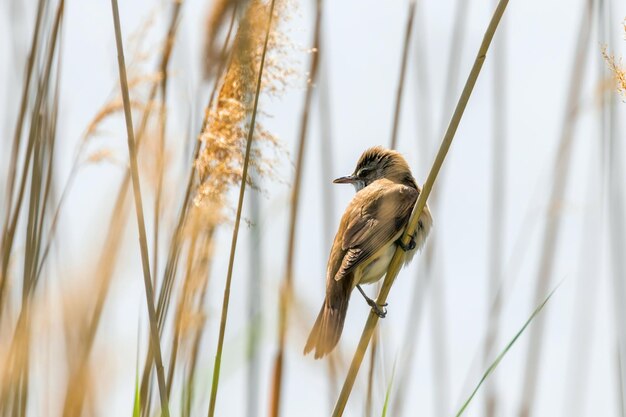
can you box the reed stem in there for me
[207,0,277,414]
[109,0,170,415]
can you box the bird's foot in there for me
[366,298,388,318]
[396,234,416,251]
[356,285,388,318]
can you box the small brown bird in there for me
[304,146,432,359]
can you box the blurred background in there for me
[1,0,626,416]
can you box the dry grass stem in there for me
[483,2,507,415]
[207,0,280,415]
[517,2,593,416]
[268,0,321,415]
[389,0,416,150]
[109,0,170,415]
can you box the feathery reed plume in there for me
[194,0,290,209]
[332,1,510,414]
[600,18,626,98]
[602,45,626,98]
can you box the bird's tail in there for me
[304,296,349,359]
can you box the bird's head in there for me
[333,146,416,191]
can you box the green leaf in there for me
[381,360,397,417]
[455,282,561,417]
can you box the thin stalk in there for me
[318,48,338,412]
[517,2,593,416]
[0,0,60,320]
[141,5,237,413]
[207,0,277,414]
[389,0,416,150]
[604,1,625,414]
[109,0,170,415]
[152,3,181,288]
[483,1,507,416]
[318,30,335,252]
[246,184,262,417]
[332,2,509,414]
[2,0,46,245]
[183,235,213,416]
[456,284,560,417]
[377,3,417,406]
[0,2,64,412]
[390,4,434,414]
[166,231,199,397]
[62,3,185,414]
[398,0,472,411]
[268,0,322,414]
[365,330,378,417]
[426,0,472,413]
[561,3,609,416]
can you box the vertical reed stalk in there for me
[268,0,322,415]
[151,3,182,287]
[366,3,416,409]
[0,2,64,413]
[318,28,338,411]
[0,0,56,319]
[109,0,170,415]
[483,2,507,416]
[207,1,277,414]
[0,0,46,279]
[332,2,509,414]
[389,0,416,150]
[561,3,611,416]
[318,36,336,253]
[365,331,378,417]
[427,0,472,412]
[517,2,593,416]
[603,2,626,414]
[395,0,470,412]
[143,6,237,414]
[246,184,262,417]
[390,4,434,414]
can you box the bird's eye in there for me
[357,168,370,177]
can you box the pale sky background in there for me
[2,0,626,416]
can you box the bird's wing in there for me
[333,182,418,282]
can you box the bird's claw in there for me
[366,298,388,318]
[396,235,416,252]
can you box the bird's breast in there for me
[357,230,420,286]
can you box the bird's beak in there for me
[333,175,357,184]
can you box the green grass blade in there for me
[381,360,397,417]
[455,282,562,417]
[133,356,141,417]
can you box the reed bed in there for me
[1,1,626,417]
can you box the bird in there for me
[304,146,432,359]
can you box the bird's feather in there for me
[331,179,418,282]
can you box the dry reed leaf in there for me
[83,149,122,166]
